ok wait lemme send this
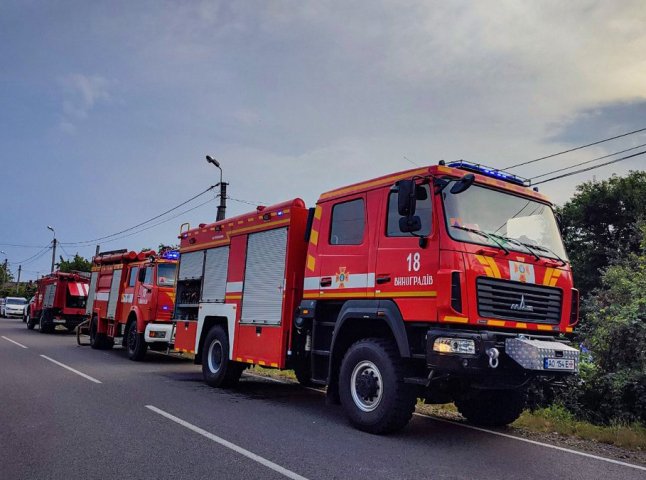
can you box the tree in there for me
[558,171,646,297]
[561,225,646,424]
[57,254,92,273]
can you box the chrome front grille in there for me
[476,277,562,324]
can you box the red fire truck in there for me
[167,161,580,433]
[84,249,178,360]
[26,271,90,333]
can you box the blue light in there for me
[446,161,527,187]
[162,250,180,260]
[162,305,170,310]
[277,211,284,216]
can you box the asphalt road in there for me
[0,318,643,480]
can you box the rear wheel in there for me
[455,388,527,427]
[126,321,148,361]
[339,338,417,434]
[89,316,113,350]
[39,310,54,334]
[202,326,244,388]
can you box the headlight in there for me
[433,337,476,355]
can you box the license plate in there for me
[544,358,575,370]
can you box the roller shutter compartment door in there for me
[201,246,230,303]
[85,271,98,315]
[241,228,288,325]
[106,269,123,319]
[178,251,204,280]
[43,284,57,309]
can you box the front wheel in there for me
[126,322,148,361]
[338,338,417,434]
[455,388,527,427]
[26,313,35,330]
[201,326,244,388]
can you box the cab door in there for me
[315,194,371,299]
[374,183,440,320]
[135,265,154,321]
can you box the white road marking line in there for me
[146,405,309,480]
[413,413,646,472]
[1,336,28,349]
[247,372,644,471]
[39,355,102,384]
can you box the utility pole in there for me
[206,155,227,221]
[2,258,7,285]
[15,265,21,293]
[47,225,57,273]
[50,238,57,273]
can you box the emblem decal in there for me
[335,267,349,288]
[509,261,535,283]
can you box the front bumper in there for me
[426,328,579,376]
[5,310,25,317]
[145,323,174,344]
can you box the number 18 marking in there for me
[406,252,421,272]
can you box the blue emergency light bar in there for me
[161,250,180,260]
[447,161,528,187]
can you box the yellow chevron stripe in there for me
[310,229,319,246]
[306,254,316,272]
[484,257,501,278]
[443,316,469,324]
[543,267,554,286]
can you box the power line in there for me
[228,196,269,207]
[12,245,52,266]
[0,243,48,249]
[505,126,646,170]
[530,142,646,180]
[61,184,217,246]
[532,150,646,186]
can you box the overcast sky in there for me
[1,0,645,281]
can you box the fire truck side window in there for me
[329,198,365,245]
[129,267,139,287]
[386,185,432,237]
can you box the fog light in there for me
[433,337,476,355]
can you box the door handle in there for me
[376,275,391,284]
[320,277,332,287]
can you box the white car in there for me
[3,297,27,318]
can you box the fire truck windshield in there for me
[157,263,177,286]
[442,182,568,260]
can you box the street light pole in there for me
[206,155,228,221]
[47,225,57,273]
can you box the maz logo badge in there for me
[510,294,534,312]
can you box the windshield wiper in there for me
[452,225,510,255]
[495,234,567,266]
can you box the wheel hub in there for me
[350,360,383,412]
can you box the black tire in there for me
[39,310,54,334]
[455,388,527,427]
[294,362,312,387]
[126,321,148,361]
[338,338,417,434]
[89,316,113,350]
[201,326,244,388]
[26,313,35,330]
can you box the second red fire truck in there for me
[162,160,580,434]
[84,249,178,360]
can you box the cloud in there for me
[58,73,112,131]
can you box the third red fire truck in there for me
[84,249,178,360]
[159,161,580,434]
[26,271,90,333]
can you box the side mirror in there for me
[138,268,146,283]
[397,179,417,216]
[450,174,475,194]
[399,215,422,233]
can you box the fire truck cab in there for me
[173,162,580,433]
[26,271,89,333]
[85,249,178,360]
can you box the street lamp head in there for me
[206,155,220,168]
[47,225,54,232]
